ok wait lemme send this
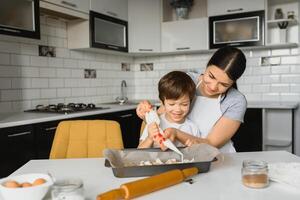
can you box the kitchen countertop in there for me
[5,151,300,200]
[0,101,298,129]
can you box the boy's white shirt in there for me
[140,113,201,148]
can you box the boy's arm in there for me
[137,123,160,149]
[137,137,154,148]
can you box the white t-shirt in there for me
[140,114,201,147]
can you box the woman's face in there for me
[200,65,234,97]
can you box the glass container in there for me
[241,160,269,188]
[51,178,85,200]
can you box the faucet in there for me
[116,80,128,104]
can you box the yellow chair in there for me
[49,120,124,159]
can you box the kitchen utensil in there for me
[145,109,184,160]
[97,167,198,200]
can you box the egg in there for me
[32,178,46,186]
[21,182,32,187]
[3,180,20,188]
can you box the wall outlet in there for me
[84,69,96,78]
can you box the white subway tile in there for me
[252,49,271,57]
[262,93,280,101]
[31,78,49,88]
[40,68,56,77]
[1,90,22,101]
[12,78,31,89]
[46,17,61,27]
[30,56,48,67]
[48,57,63,67]
[0,53,10,65]
[97,87,107,95]
[253,84,270,93]
[90,61,102,69]
[56,48,70,58]
[290,65,300,73]
[46,26,56,36]
[271,65,290,74]
[12,101,31,111]
[56,27,67,38]
[0,66,21,77]
[281,74,300,83]
[243,76,261,84]
[244,93,262,101]
[78,60,90,69]
[0,41,20,53]
[80,79,91,87]
[65,79,79,87]
[238,85,252,93]
[271,49,290,56]
[21,67,39,77]
[270,84,290,92]
[262,75,280,83]
[20,44,38,56]
[0,78,11,89]
[11,54,30,66]
[64,59,78,68]
[31,99,49,107]
[71,88,85,97]
[247,57,261,66]
[290,84,300,92]
[0,102,12,113]
[49,78,64,88]
[70,50,84,59]
[280,93,300,102]
[252,66,271,75]
[85,88,97,96]
[71,69,83,78]
[290,48,299,55]
[281,56,300,64]
[56,68,71,78]
[22,89,41,100]
[48,37,64,47]
[49,98,65,104]
[57,88,71,97]
[41,89,57,98]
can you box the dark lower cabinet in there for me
[0,125,35,178]
[0,109,142,178]
[232,108,262,152]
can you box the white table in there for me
[2,151,300,200]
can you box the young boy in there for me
[138,71,200,148]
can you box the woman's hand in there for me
[148,122,159,140]
[136,100,152,120]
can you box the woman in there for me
[137,46,247,153]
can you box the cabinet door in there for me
[90,0,128,20]
[0,125,35,178]
[128,0,161,53]
[232,108,262,152]
[35,121,60,159]
[207,0,265,16]
[41,0,89,13]
[162,18,208,52]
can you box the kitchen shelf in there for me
[267,18,298,27]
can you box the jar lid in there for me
[52,178,83,192]
[243,160,268,171]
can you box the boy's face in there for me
[163,94,191,124]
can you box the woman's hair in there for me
[159,71,196,103]
[207,46,246,89]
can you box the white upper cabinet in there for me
[128,0,161,53]
[90,0,128,20]
[41,0,89,14]
[162,18,208,52]
[207,0,265,16]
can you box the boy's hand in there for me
[147,122,159,140]
[163,128,176,141]
[136,100,152,120]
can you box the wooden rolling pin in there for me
[97,167,199,200]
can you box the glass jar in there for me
[241,160,269,188]
[51,178,85,200]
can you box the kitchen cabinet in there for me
[41,0,89,13]
[162,18,208,52]
[266,0,299,45]
[207,0,265,16]
[90,0,128,20]
[0,125,35,178]
[128,0,161,53]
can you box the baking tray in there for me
[104,148,217,178]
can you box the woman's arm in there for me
[137,138,154,149]
[169,116,241,148]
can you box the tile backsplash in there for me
[0,15,299,113]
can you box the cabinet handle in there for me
[227,8,243,13]
[61,1,77,8]
[120,114,133,118]
[0,27,21,33]
[139,49,153,52]
[176,47,190,50]
[106,11,117,17]
[265,142,292,148]
[8,131,31,137]
[45,127,57,131]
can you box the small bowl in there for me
[0,173,53,200]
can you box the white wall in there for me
[0,15,300,113]
[0,15,134,112]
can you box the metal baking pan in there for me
[104,147,217,178]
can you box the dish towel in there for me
[268,162,300,188]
